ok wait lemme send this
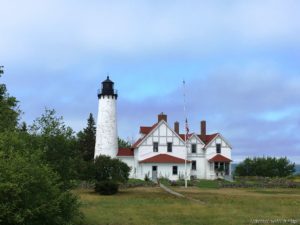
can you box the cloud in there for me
[1,0,299,162]
[113,64,300,162]
[1,0,300,65]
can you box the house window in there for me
[153,142,158,152]
[167,143,172,152]
[191,144,197,153]
[172,166,178,175]
[192,161,197,170]
[216,144,221,154]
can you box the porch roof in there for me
[139,154,190,164]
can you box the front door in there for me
[152,166,157,181]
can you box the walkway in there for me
[159,183,205,204]
[159,183,184,198]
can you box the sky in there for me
[1,0,300,163]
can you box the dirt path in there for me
[159,183,205,204]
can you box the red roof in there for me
[117,148,134,157]
[140,123,158,134]
[132,121,220,149]
[179,133,194,141]
[140,154,190,163]
[178,133,218,145]
[208,154,232,162]
[198,133,219,144]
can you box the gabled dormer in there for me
[132,113,186,149]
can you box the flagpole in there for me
[183,80,188,188]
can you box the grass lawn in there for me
[77,186,300,225]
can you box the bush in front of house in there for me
[93,155,130,195]
[95,181,119,195]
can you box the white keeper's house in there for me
[95,76,232,181]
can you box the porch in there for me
[208,154,232,179]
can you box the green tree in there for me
[0,151,81,225]
[118,137,131,148]
[30,109,80,189]
[0,70,20,132]
[0,68,81,224]
[235,157,295,177]
[19,121,28,132]
[77,113,96,161]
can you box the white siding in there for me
[137,163,190,181]
[205,135,232,179]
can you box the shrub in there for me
[95,181,119,195]
[120,179,156,188]
[92,155,130,195]
[221,176,300,188]
[144,173,150,182]
[94,155,130,183]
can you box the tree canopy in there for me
[118,137,131,148]
[77,113,96,161]
[235,157,295,177]
[0,72,20,132]
[0,152,81,225]
[0,72,81,224]
[30,108,80,189]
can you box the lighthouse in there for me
[94,76,118,158]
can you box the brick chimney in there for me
[174,121,179,134]
[201,120,206,140]
[158,113,167,122]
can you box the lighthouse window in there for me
[153,142,159,152]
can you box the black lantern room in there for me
[98,76,118,99]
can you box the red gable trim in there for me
[140,154,190,164]
[132,138,143,148]
[117,148,134,157]
[132,123,159,148]
[208,154,232,163]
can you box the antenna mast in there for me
[183,80,188,188]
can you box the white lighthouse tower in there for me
[94,76,118,158]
